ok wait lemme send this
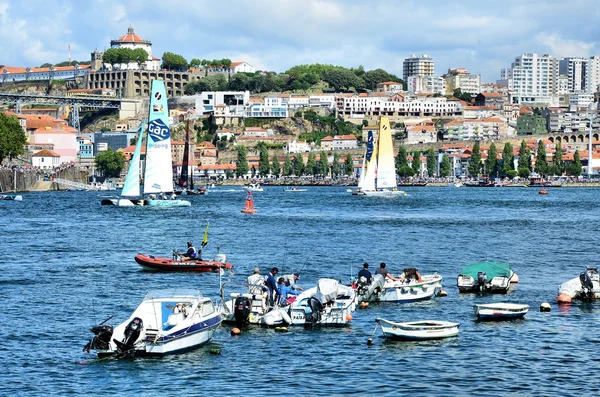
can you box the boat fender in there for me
[540,302,551,312]
[557,294,572,304]
[437,289,448,297]
[345,313,352,322]
[274,326,288,332]
[231,327,241,336]
[279,308,292,325]
[359,302,369,309]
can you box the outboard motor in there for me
[356,276,370,297]
[114,317,143,354]
[233,296,252,326]
[306,296,323,327]
[83,323,114,353]
[580,271,595,302]
[477,272,487,291]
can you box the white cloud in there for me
[537,33,595,58]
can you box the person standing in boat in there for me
[375,262,400,282]
[247,267,266,295]
[182,242,197,260]
[265,267,280,306]
[358,263,372,284]
[278,277,301,305]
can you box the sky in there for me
[1,0,599,82]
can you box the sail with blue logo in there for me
[143,80,175,195]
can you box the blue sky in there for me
[1,0,598,82]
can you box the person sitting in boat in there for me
[265,267,280,306]
[170,192,177,200]
[278,277,300,306]
[358,263,372,284]
[247,267,266,295]
[173,303,187,316]
[284,273,303,291]
[182,241,197,260]
[399,267,422,283]
[375,262,400,282]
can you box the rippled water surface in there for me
[2,186,600,396]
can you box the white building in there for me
[32,149,61,168]
[403,54,434,81]
[320,135,358,151]
[105,26,161,71]
[243,127,269,137]
[1,65,91,84]
[500,53,553,104]
[444,68,481,95]
[308,94,336,109]
[284,95,309,109]
[376,81,403,93]
[568,92,594,108]
[230,62,256,74]
[195,91,249,115]
[245,97,288,118]
[406,75,446,95]
[288,140,313,153]
[587,56,600,94]
[336,95,462,118]
[559,57,588,93]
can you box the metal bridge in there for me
[0,92,123,131]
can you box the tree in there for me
[344,153,354,176]
[553,141,564,175]
[486,142,498,178]
[439,154,451,177]
[363,68,402,91]
[258,144,270,176]
[95,149,125,178]
[517,140,530,172]
[0,113,27,164]
[132,48,148,69]
[331,152,341,177]
[468,141,482,177]
[502,142,514,176]
[426,148,436,177]
[236,145,249,177]
[398,165,416,178]
[318,151,329,176]
[569,150,583,176]
[535,140,548,176]
[184,74,228,94]
[396,146,408,175]
[189,58,202,68]
[411,153,421,176]
[161,52,188,71]
[271,154,281,177]
[306,152,317,176]
[293,154,304,176]
[323,69,362,92]
[228,74,250,91]
[283,153,293,176]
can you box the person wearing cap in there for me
[265,267,280,306]
[247,267,265,295]
[277,277,300,305]
[182,241,197,261]
[284,273,303,291]
[375,262,399,282]
[357,263,372,284]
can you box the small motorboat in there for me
[222,292,292,327]
[0,194,23,201]
[283,187,307,192]
[539,189,548,195]
[134,252,232,272]
[376,318,460,340]
[473,303,529,320]
[457,261,517,294]
[242,183,264,192]
[288,278,356,327]
[557,267,600,303]
[83,289,222,358]
[356,271,443,303]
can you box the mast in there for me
[179,118,190,188]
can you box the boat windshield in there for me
[143,289,203,301]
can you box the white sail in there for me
[143,80,175,194]
[375,116,397,189]
[120,121,144,198]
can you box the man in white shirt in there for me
[247,267,265,294]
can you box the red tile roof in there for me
[32,149,60,157]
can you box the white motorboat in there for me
[557,267,600,303]
[356,271,443,303]
[283,187,307,192]
[222,292,292,327]
[288,278,356,327]
[0,194,23,201]
[83,289,221,358]
[242,183,264,192]
[457,261,517,294]
[473,303,529,320]
[376,318,460,340]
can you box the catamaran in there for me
[352,116,405,196]
[101,80,190,207]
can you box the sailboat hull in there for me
[354,189,405,196]
[146,199,191,207]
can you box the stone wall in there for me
[0,166,89,192]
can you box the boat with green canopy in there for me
[457,261,517,293]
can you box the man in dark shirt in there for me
[265,267,280,306]
[375,262,399,281]
[357,263,372,284]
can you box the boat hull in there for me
[135,254,233,272]
[376,318,460,340]
[353,189,405,196]
[558,268,600,301]
[0,194,23,201]
[359,275,443,303]
[288,280,356,327]
[146,199,191,207]
[473,303,529,320]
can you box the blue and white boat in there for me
[101,80,190,207]
[83,289,221,358]
[473,303,529,320]
[356,272,443,303]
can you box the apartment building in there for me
[500,53,553,104]
[403,54,434,81]
[443,117,508,141]
[559,57,588,93]
[444,68,481,95]
[336,95,463,118]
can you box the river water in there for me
[1,186,599,396]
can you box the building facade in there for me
[403,54,434,81]
[444,68,481,95]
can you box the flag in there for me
[202,223,209,247]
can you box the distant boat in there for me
[283,186,307,192]
[351,116,405,197]
[242,183,264,192]
[557,266,600,303]
[101,80,190,208]
[356,271,443,303]
[0,194,22,201]
[241,191,257,214]
[473,303,529,321]
[376,318,460,340]
[457,261,517,294]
